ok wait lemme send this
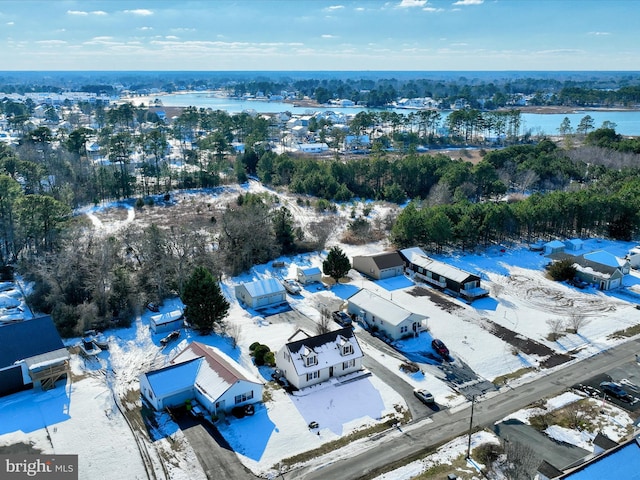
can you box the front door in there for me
[329,367,334,377]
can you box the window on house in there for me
[400,326,408,333]
[342,359,355,369]
[306,371,320,381]
[342,343,353,355]
[305,355,317,367]
[234,391,254,404]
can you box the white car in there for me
[413,388,434,405]
[283,279,301,295]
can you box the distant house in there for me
[344,134,370,152]
[347,289,426,341]
[0,316,70,397]
[572,250,630,290]
[399,247,488,302]
[626,245,640,269]
[352,251,405,280]
[296,266,322,285]
[275,327,363,390]
[298,143,329,154]
[140,342,263,415]
[235,278,286,309]
[150,309,184,334]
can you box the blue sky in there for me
[0,0,638,71]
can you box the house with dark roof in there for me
[399,247,488,302]
[0,316,70,397]
[275,327,364,390]
[140,342,263,416]
[235,278,286,309]
[352,251,405,280]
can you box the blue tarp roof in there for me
[0,316,65,368]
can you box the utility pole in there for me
[466,395,476,459]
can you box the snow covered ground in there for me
[2,184,640,479]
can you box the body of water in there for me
[152,92,640,137]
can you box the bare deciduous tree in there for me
[546,318,565,342]
[501,439,540,480]
[225,322,243,349]
[567,312,590,334]
[316,306,332,335]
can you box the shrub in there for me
[249,342,261,351]
[547,259,577,281]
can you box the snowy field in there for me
[2,183,640,479]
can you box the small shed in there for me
[235,278,286,309]
[296,266,322,285]
[150,309,184,334]
[565,238,584,251]
[544,240,566,255]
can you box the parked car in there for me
[600,381,631,401]
[413,388,434,405]
[160,330,180,346]
[283,279,301,295]
[146,302,160,313]
[271,368,291,389]
[431,338,449,358]
[332,311,352,328]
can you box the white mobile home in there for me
[347,289,426,341]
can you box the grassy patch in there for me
[530,398,601,433]
[608,323,640,340]
[492,367,535,386]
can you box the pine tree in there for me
[181,266,229,334]
[322,246,351,284]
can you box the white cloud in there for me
[453,0,483,5]
[91,11,108,16]
[322,34,337,39]
[423,7,444,12]
[139,26,153,31]
[589,31,611,36]
[6,21,14,26]
[67,10,88,16]
[35,40,68,46]
[397,0,427,7]
[124,9,153,16]
[326,5,344,10]
[165,35,179,40]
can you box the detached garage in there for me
[235,278,286,309]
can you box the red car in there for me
[431,339,449,358]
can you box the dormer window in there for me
[302,345,317,366]
[338,336,353,356]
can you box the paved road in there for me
[291,337,640,479]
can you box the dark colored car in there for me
[600,381,631,401]
[160,330,180,346]
[413,388,435,404]
[431,338,449,358]
[332,311,353,328]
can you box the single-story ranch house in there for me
[399,247,488,302]
[0,316,70,397]
[235,278,286,309]
[352,251,405,280]
[140,342,263,416]
[275,327,363,390]
[296,266,323,285]
[553,250,630,290]
[347,289,427,341]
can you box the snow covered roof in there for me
[25,349,70,371]
[348,289,423,326]
[399,248,479,284]
[284,327,362,375]
[172,342,262,400]
[545,240,566,248]
[298,266,321,276]
[0,316,65,368]
[144,357,202,397]
[562,437,640,479]
[241,278,285,297]
[583,250,626,268]
[150,309,183,327]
